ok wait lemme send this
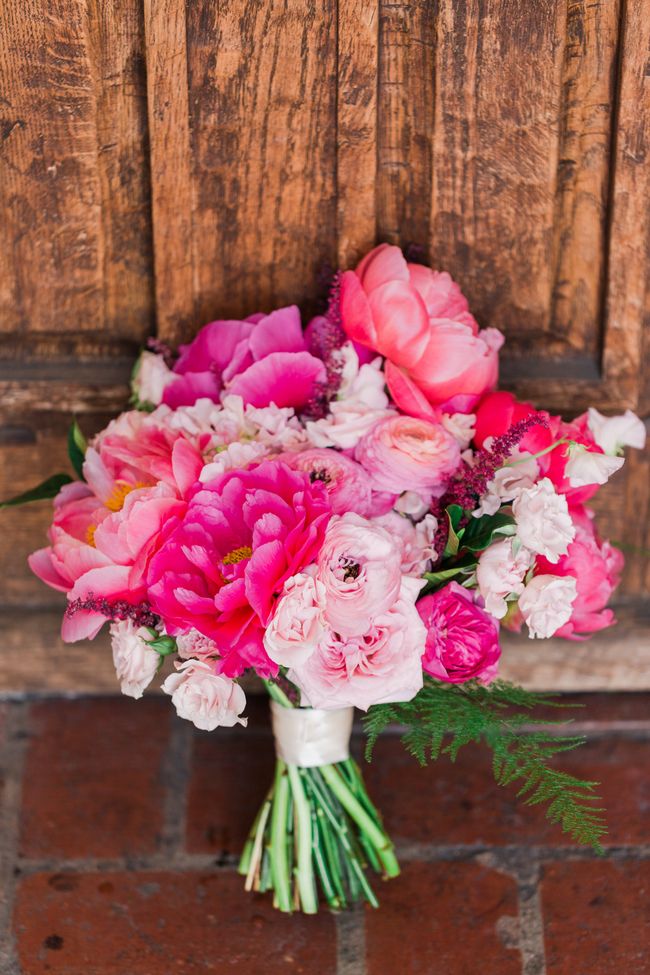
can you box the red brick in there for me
[13,870,336,974]
[541,860,650,974]
[364,736,650,847]
[20,698,170,859]
[532,692,650,725]
[186,724,275,854]
[365,862,520,975]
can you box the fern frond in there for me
[362,678,607,852]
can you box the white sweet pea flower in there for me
[518,574,577,639]
[474,451,539,517]
[564,444,624,488]
[394,491,431,519]
[513,478,575,563]
[110,620,160,699]
[586,408,646,455]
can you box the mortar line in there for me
[514,859,547,975]
[0,702,29,975]
[335,902,367,975]
[159,715,193,857]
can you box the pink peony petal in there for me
[248,306,306,359]
[171,439,203,497]
[28,548,70,592]
[61,609,108,642]
[384,360,438,420]
[339,271,378,349]
[356,243,409,291]
[226,351,326,409]
[368,281,430,367]
[162,371,221,408]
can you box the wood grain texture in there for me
[0,0,152,347]
[336,0,379,267]
[143,0,195,344]
[184,0,337,325]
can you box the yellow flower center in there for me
[105,481,147,512]
[221,545,253,566]
[86,524,97,547]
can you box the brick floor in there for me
[0,693,648,974]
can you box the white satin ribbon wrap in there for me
[270,701,354,768]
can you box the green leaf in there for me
[422,562,476,592]
[443,508,464,557]
[67,420,87,480]
[0,473,73,509]
[460,512,516,553]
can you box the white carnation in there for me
[513,478,575,563]
[518,574,577,639]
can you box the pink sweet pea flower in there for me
[535,505,623,639]
[162,306,326,411]
[146,460,331,677]
[340,244,503,416]
[417,582,501,684]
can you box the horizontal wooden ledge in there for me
[0,606,648,697]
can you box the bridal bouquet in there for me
[7,244,645,913]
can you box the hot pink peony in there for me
[162,306,326,411]
[535,506,623,639]
[288,576,426,711]
[278,448,374,516]
[340,244,503,416]
[355,414,461,496]
[146,460,331,676]
[416,582,501,684]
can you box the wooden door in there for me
[1,0,648,685]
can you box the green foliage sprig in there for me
[363,678,607,851]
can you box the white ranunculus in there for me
[513,478,575,564]
[586,408,646,455]
[518,574,577,639]
[476,538,533,620]
[162,660,247,731]
[110,620,160,699]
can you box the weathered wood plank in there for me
[0,0,152,343]
[184,0,337,326]
[337,0,379,267]
[143,0,194,344]
[377,0,435,251]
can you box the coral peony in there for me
[162,306,326,411]
[340,244,503,416]
[417,582,501,684]
[146,460,331,676]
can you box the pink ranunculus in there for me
[162,659,247,730]
[535,506,624,639]
[416,582,501,684]
[371,510,438,577]
[28,482,112,595]
[263,570,327,668]
[279,448,374,516]
[110,620,160,699]
[146,460,331,677]
[288,576,426,711]
[315,512,403,638]
[355,414,461,496]
[340,244,503,416]
[162,306,327,411]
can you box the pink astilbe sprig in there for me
[65,594,160,630]
[304,271,348,419]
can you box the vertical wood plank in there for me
[143,0,195,343]
[185,0,337,325]
[337,0,379,268]
[376,0,436,252]
[601,0,650,409]
[551,0,621,358]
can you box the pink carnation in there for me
[288,577,426,711]
[146,460,331,676]
[535,506,623,639]
[417,582,501,684]
[279,448,375,516]
[355,415,461,496]
[162,306,326,411]
[340,244,503,416]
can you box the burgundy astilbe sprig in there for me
[65,594,160,630]
[146,336,177,369]
[303,270,348,419]
[446,412,550,510]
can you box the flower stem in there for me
[288,764,318,913]
[270,759,292,912]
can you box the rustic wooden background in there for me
[0,0,648,688]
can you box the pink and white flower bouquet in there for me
[6,244,645,913]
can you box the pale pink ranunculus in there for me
[147,460,331,677]
[288,576,425,711]
[110,620,160,699]
[28,482,112,595]
[371,510,438,576]
[536,506,623,639]
[476,538,533,620]
[340,244,503,416]
[162,659,247,730]
[513,478,575,564]
[162,305,326,411]
[279,448,374,516]
[518,574,577,639]
[315,513,403,637]
[263,571,327,668]
[417,582,501,684]
[355,415,461,496]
